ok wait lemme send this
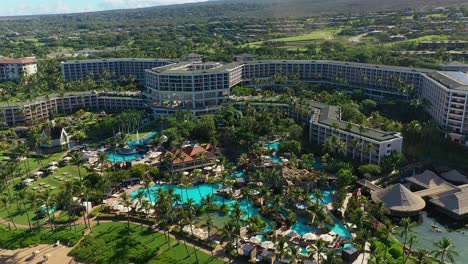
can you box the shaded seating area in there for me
[441,169,468,185]
[430,184,468,220]
[371,184,426,217]
[407,170,456,197]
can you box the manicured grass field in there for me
[0,223,86,249]
[245,28,343,48]
[0,151,67,176]
[70,222,224,264]
[0,163,86,225]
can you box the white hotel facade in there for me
[10,56,464,163]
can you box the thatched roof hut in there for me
[371,184,425,216]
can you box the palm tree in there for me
[70,152,85,181]
[119,192,132,234]
[371,200,390,222]
[349,138,361,160]
[378,220,396,259]
[0,193,17,229]
[432,237,458,264]
[41,191,56,231]
[27,191,41,228]
[202,215,215,255]
[275,236,290,262]
[364,142,376,164]
[97,152,109,176]
[17,190,32,230]
[413,248,432,264]
[312,238,327,263]
[399,217,416,264]
[357,229,372,264]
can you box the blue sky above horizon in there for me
[0,0,208,16]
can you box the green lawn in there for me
[0,223,86,249]
[0,164,87,225]
[386,34,452,46]
[244,28,343,48]
[70,222,224,264]
[1,151,68,176]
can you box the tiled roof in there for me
[0,58,37,64]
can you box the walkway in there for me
[357,179,383,192]
[0,213,233,264]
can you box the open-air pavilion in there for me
[371,183,426,217]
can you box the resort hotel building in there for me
[144,61,243,115]
[61,58,176,82]
[3,56,468,164]
[0,91,146,126]
[0,57,38,82]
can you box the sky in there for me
[0,0,208,16]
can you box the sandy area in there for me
[0,244,77,264]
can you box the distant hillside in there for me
[215,0,468,16]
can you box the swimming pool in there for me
[314,160,326,169]
[265,142,280,151]
[292,217,351,238]
[107,151,146,162]
[132,184,274,230]
[270,156,282,163]
[127,132,158,147]
[230,171,246,179]
[291,217,318,235]
[310,189,333,204]
[326,219,352,238]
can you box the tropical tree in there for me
[0,193,17,229]
[202,215,215,255]
[399,217,416,263]
[119,192,132,234]
[70,152,85,181]
[432,237,458,264]
[413,248,432,264]
[40,191,56,231]
[17,189,32,230]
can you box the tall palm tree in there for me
[119,192,132,234]
[432,237,458,264]
[70,152,85,181]
[0,193,17,229]
[399,217,416,264]
[275,237,290,262]
[371,200,390,222]
[313,238,327,263]
[378,220,396,259]
[413,248,432,264]
[17,190,32,230]
[97,152,109,176]
[41,191,56,231]
[357,229,372,264]
[27,191,41,228]
[364,142,376,164]
[202,215,215,255]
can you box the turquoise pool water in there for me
[127,132,158,147]
[230,171,246,179]
[310,189,333,204]
[107,151,145,162]
[327,219,352,238]
[291,217,318,235]
[270,156,282,163]
[265,142,280,151]
[132,184,274,230]
[314,160,326,169]
[292,217,351,238]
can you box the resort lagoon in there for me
[132,184,350,237]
